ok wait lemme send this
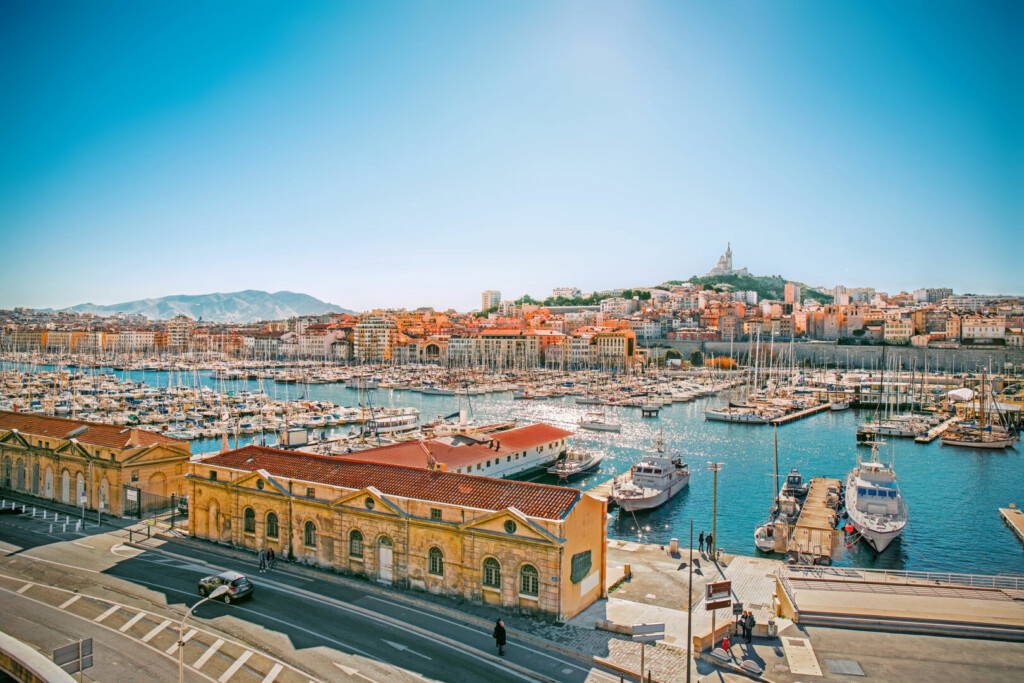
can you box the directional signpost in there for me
[706,580,732,649]
[631,622,665,682]
[54,638,93,680]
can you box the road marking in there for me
[119,611,146,632]
[16,582,32,594]
[142,619,171,643]
[218,650,252,682]
[94,604,119,623]
[72,541,94,549]
[332,662,374,682]
[383,639,432,660]
[260,662,282,683]
[165,628,197,655]
[193,638,224,670]
[59,594,81,609]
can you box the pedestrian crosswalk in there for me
[0,570,315,682]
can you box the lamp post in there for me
[706,462,723,558]
[178,585,229,683]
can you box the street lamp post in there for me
[706,462,723,558]
[178,585,228,683]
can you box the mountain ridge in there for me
[56,290,351,323]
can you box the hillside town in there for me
[3,246,1022,367]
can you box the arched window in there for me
[520,564,539,596]
[75,473,85,505]
[266,512,279,539]
[45,468,53,498]
[61,470,70,503]
[428,547,444,576]
[304,521,317,548]
[15,460,26,490]
[483,557,501,589]
[349,529,363,558]
[243,507,256,534]
[1,456,11,487]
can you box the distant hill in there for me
[660,274,833,304]
[59,290,352,323]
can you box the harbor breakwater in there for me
[643,339,1024,372]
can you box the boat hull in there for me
[615,475,689,511]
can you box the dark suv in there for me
[197,570,253,603]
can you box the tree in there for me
[689,350,704,367]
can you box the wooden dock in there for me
[770,402,832,426]
[786,477,842,563]
[1000,505,1024,546]
[915,416,959,443]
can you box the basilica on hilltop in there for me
[705,242,750,277]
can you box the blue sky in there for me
[1,1,1020,311]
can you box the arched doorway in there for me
[148,472,167,497]
[76,473,86,506]
[61,470,70,503]
[99,479,109,511]
[31,462,39,494]
[1,456,10,487]
[15,459,25,490]
[44,468,53,498]
[207,500,220,540]
[377,536,394,585]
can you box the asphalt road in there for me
[0,507,610,682]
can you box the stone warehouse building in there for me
[0,411,191,516]
[188,445,607,620]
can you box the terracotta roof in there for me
[0,410,186,450]
[338,423,573,470]
[201,445,581,520]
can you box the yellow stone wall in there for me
[188,464,606,620]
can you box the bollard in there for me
[31,507,37,517]
[76,520,81,533]
[62,523,67,533]
[49,524,53,534]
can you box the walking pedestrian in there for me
[698,530,705,553]
[492,618,507,656]
[267,547,275,569]
[258,548,266,573]
[744,611,756,643]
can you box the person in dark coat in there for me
[258,548,266,573]
[493,618,507,656]
[744,611,756,643]
[706,533,714,554]
[267,548,275,569]
[698,530,705,553]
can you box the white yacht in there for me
[844,441,908,552]
[579,411,622,432]
[704,407,768,424]
[611,437,690,511]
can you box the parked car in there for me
[176,494,189,517]
[197,570,253,603]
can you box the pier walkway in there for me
[786,477,842,564]
[915,415,959,443]
[770,402,832,425]
[1001,505,1024,546]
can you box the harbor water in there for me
[16,366,1024,576]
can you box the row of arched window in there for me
[239,507,539,595]
[1,456,107,506]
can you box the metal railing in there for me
[783,564,1024,591]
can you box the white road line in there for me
[142,619,171,643]
[119,611,146,632]
[16,582,32,594]
[166,628,197,655]
[193,638,224,670]
[260,662,282,683]
[218,649,252,682]
[94,604,119,623]
[59,594,81,609]
[72,541,94,549]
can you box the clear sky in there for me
[1,1,1021,311]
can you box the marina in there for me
[1,358,1021,576]
[1001,505,1024,546]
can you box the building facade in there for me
[188,446,607,621]
[0,411,190,516]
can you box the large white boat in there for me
[547,449,604,480]
[579,411,622,432]
[611,437,690,511]
[844,441,908,552]
[705,408,768,424]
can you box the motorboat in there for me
[781,468,809,499]
[611,454,690,511]
[844,441,908,552]
[704,408,768,424]
[547,449,604,480]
